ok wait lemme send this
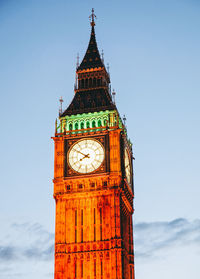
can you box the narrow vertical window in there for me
[81,79,84,88]
[98,119,102,127]
[75,122,78,130]
[94,208,96,241]
[94,259,96,277]
[100,208,102,241]
[81,122,84,129]
[81,209,83,243]
[85,78,88,88]
[75,210,77,243]
[92,120,96,128]
[75,261,77,278]
[101,259,103,277]
[81,260,83,278]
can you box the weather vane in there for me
[89,8,96,26]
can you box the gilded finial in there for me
[89,8,96,26]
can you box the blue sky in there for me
[0,0,200,278]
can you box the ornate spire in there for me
[60,10,115,117]
[77,10,104,71]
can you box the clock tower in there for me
[52,10,135,279]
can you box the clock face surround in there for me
[68,138,105,174]
[124,148,131,185]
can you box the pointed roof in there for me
[60,10,115,117]
[77,24,104,71]
[61,88,116,116]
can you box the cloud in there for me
[134,218,200,259]
[0,222,54,262]
[0,246,16,261]
[0,217,200,274]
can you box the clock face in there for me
[68,139,105,174]
[124,148,131,185]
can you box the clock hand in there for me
[80,154,90,161]
[74,149,88,157]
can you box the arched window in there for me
[93,78,96,87]
[86,121,90,128]
[89,78,92,87]
[69,123,73,131]
[92,120,96,128]
[97,79,100,86]
[75,123,78,130]
[81,79,84,88]
[98,120,102,127]
[80,122,84,129]
[104,119,107,126]
[85,79,88,88]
